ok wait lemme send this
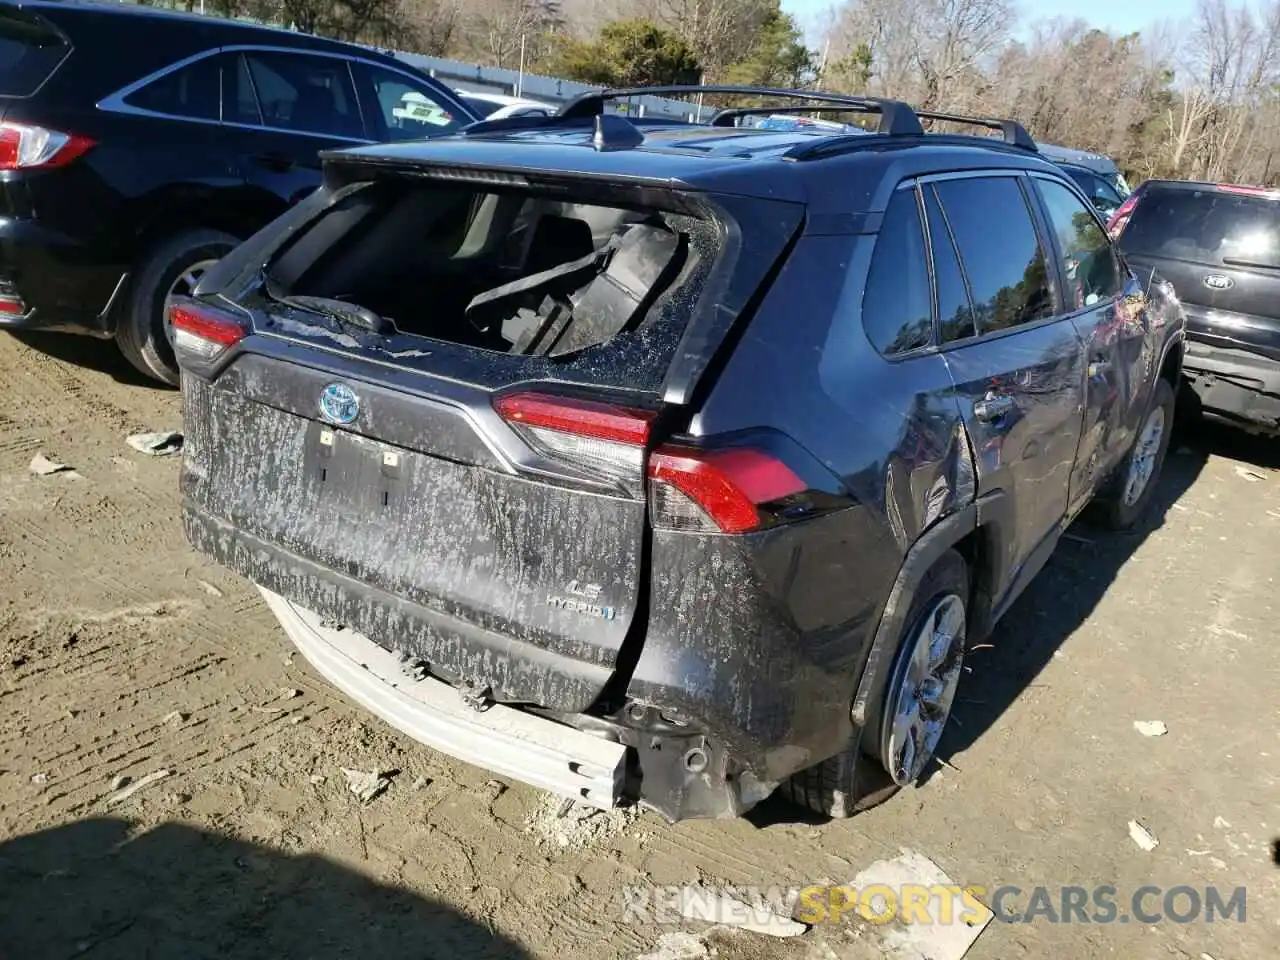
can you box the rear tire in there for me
[1095,378,1176,530]
[116,229,238,385]
[784,550,969,818]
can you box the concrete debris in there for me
[278,688,302,700]
[1234,466,1266,482]
[1133,720,1168,737]
[526,792,637,850]
[637,932,711,960]
[126,430,184,456]
[308,774,326,785]
[851,850,992,960]
[29,452,81,479]
[105,769,172,807]
[412,776,431,791]
[162,710,187,725]
[196,580,224,598]
[30,772,48,785]
[1128,820,1159,851]
[342,768,390,803]
[1213,816,1231,829]
[674,886,807,938]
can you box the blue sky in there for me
[781,0,1199,40]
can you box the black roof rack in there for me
[558,85,925,136]
[913,110,1036,151]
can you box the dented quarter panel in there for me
[627,232,977,784]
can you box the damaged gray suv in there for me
[178,86,1186,821]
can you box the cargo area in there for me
[259,175,702,365]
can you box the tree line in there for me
[146,0,1280,185]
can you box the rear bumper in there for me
[259,588,627,809]
[1183,338,1280,432]
[183,501,797,820]
[0,217,125,335]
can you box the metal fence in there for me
[390,52,713,122]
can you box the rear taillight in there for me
[170,301,248,367]
[494,392,656,479]
[648,445,806,534]
[0,281,26,317]
[1107,193,1139,239]
[0,122,95,171]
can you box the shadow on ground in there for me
[9,331,167,390]
[0,817,529,960]
[930,416,1279,777]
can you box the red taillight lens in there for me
[494,391,656,479]
[170,301,247,367]
[648,445,806,534]
[494,392,654,445]
[1107,193,1139,239]
[0,122,95,171]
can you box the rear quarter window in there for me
[862,189,933,355]
[1120,186,1280,269]
[0,10,69,97]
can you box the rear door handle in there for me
[974,394,1016,423]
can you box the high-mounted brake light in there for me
[648,445,806,534]
[170,301,248,366]
[0,122,95,171]
[494,391,656,480]
[1106,192,1139,239]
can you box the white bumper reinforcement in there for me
[259,588,628,809]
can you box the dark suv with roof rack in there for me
[0,0,475,383]
[1111,179,1280,435]
[176,85,1186,821]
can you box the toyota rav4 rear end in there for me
[175,120,847,820]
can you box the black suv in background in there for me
[1038,143,1131,220]
[1113,180,1280,434]
[0,0,476,383]
[176,87,1185,821]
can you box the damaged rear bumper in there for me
[183,502,782,820]
[259,588,627,808]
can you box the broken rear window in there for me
[261,176,710,367]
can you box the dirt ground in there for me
[1,329,1277,960]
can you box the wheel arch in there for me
[851,502,985,729]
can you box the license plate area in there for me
[305,422,410,519]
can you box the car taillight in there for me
[648,445,806,534]
[494,391,656,479]
[1107,193,1139,239]
[0,122,95,171]
[170,301,248,366]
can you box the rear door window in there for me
[123,56,221,121]
[923,186,977,343]
[244,51,363,139]
[354,63,464,142]
[0,9,70,97]
[862,189,933,355]
[1036,178,1125,308]
[933,176,1055,335]
[1119,185,1280,269]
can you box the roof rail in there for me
[709,105,874,127]
[558,85,924,136]
[913,110,1036,151]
